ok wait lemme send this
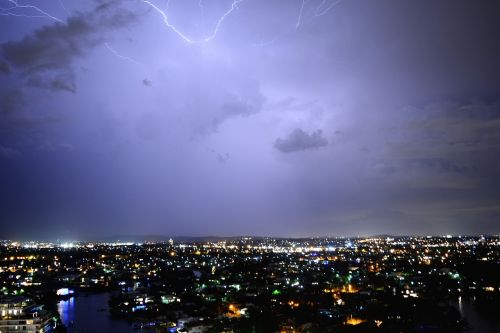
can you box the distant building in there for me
[0,296,55,333]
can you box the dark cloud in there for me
[217,153,230,164]
[0,1,139,93]
[2,17,94,70]
[0,60,9,75]
[1,16,96,94]
[26,72,76,93]
[274,128,328,153]
[0,145,21,159]
[213,97,263,128]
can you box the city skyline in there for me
[1,0,500,239]
[1,235,499,332]
[3,233,500,244]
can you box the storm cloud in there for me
[0,0,139,92]
[0,0,499,239]
[274,128,328,153]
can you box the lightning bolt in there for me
[0,0,64,23]
[203,0,242,42]
[255,0,344,47]
[142,0,243,44]
[314,0,342,17]
[142,0,194,43]
[104,42,142,66]
[296,0,344,29]
[1,0,345,53]
[57,0,71,16]
[295,0,307,29]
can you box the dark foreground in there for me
[1,236,499,332]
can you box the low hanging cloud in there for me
[274,128,328,153]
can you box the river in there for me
[454,296,500,333]
[57,293,144,333]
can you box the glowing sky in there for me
[1,0,499,239]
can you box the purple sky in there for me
[1,0,499,240]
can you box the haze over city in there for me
[1,0,500,240]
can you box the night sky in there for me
[1,0,499,240]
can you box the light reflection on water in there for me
[57,293,138,333]
[453,297,500,333]
[57,296,75,326]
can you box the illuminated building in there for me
[0,296,55,333]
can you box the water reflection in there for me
[57,297,75,327]
[452,297,500,333]
[57,293,137,333]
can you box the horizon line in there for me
[2,233,499,243]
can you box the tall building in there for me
[0,296,55,333]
